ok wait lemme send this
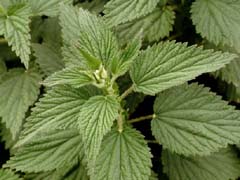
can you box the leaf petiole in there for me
[128,114,155,123]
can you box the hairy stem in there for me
[117,109,124,133]
[120,85,134,99]
[128,114,155,123]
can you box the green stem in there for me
[128,114,155,123]
[120,85,134,99]
[168,33,182,40]
[147,140,159,144]
[117,109,124,133]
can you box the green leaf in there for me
[94,126,152,180]
[191,0,240,51]
[78,0,108,14]
[103,0,159,27]
[117,6,175,43]
[31,18,64,76]
[58,162,89,180]
[0,3,31,69]
[16,85,100,147]
[77,47,102,70]
[130,41,237,95]
[26,0,72,16]
[40,17,62,45]
[6,129,84,172]
[32,43,64,76]
[110,38,141,78]
[214,56,240,87]
[78,95,120,176]
[60,5,119,69]
[44,67,95,88]
[24,162,89,180]
[150,171,158,180]
[0,123,15,149]
[0,60,6,74]
[0,169,22,180]
[152,83,240,156]
[211,46,240,87]
[226,84,240,103]
[0,60,6,82]
[162,148,240,180]
[0,67,41,139]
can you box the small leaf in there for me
[104,0,159,27]
[191,0,240,51]
[110,37,141,78]
[0,169,22,180]
[152,83,240,156]
[78,47,102,70]
[0,67,41,139]
[44,67,95,88]
[60,5,119,69]
[0,3,31,68]
[162,148,240,180]
[6,129,84,172]
[130,41,237,95]
[78,95,120,176]
[94,126,152,180]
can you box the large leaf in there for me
[0,169,22,180]
[104,0,159,27]
[94,126,152,180]
[16,85,100,147]
[0,3,31,68]
[191,0,240,52]
[78,95,120,176]
[44,67,95,88]
[162,148,240,180]
[60,5,119,69]
[6,129,84,172]
[130,41,236,95]
[152,83,240,156]
[0,67,41,139]
[118,6,175,43]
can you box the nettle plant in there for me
[1,0,240,179]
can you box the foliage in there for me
[0,0,240,179]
